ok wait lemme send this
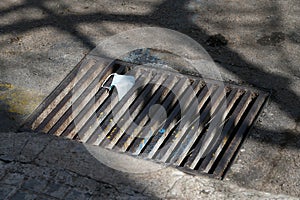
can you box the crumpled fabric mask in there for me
[101,73,135,100]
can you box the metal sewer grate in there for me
[22,55,269,179]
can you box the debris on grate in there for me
[21,55,269,179]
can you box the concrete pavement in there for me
[0,0,299,199]
[0,131,297,199]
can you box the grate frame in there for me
[21,55,269,179]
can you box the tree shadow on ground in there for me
[0,0,299,147]
[1,1,300,197]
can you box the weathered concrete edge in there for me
[0,131,297,199]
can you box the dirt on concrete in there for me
[0,0,299,198]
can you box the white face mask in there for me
[101,73,135,100]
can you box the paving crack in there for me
[18,137,31,156]
[164,174,185,199]
[32,136,55,164]
[2,158,150,198]
[0,158,13,163]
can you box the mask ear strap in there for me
[101,73,116,90]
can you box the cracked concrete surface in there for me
[0,0,299,199]
[0,132,297,199]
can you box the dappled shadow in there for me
[1,0,300,197]
[0,101,22,132]
[0,131,162,199]
[0,0,299,142]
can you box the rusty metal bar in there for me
[172,88,240,166]
[30,57,96,130]
[85,71,151,145]
[213,93,268,178]
[194,89,244,169]
[159,85,225,163]
[174,88,233,166]
[130,80,203,156]
[36,58,110,133]
[117,75,179,152]
[160,86,226,163]
[140,80,203,157]
[100,73,166,148]
[188,91,254,170]
[48,62,122,137]
[99,72,168,148]
[76,69,144,143]
[99,74,163,148]
[58,66,125,140]
[147,83,216,159]
[129,78,193,155]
